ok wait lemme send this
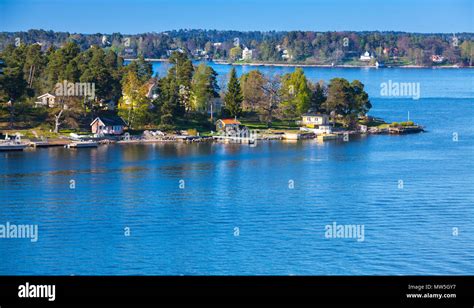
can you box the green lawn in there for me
[240,120,299,130]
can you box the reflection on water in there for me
[0,98,473,275]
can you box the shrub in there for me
[158,124,176,132]
[187,128,198,136]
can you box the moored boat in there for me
[0,134,29,151]
[0,142,28,151]
[66,140,98,148]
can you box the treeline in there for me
[0,41,141,130]
[1,29,473,66]
[120,52,372,130]
[0,42,371,132]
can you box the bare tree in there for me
[53,109,64,133]
[259,75,281,127]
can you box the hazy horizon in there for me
[2,28,474,36]
[1,0,473,34]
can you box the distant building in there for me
[358,124,368,133]
[99,99,116,111]
[167,48,184,56]
[35,93,56,108]
[282,49,291,60]
[216,118,241,132]
[431,55,445,63]
[360,51,372,61]
[90,113,127,135]
[193,48,206,58]
[241,47,253,61]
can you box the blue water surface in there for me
[0,66,473,275]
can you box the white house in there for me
[300,113,332,135]
[35,93,56,108]
[360,51,372,61]
[282,49,291,60]
[241,47,253,61]
[301,113,330,126]
[431,55,445,63]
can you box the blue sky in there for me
[1,0,473,34]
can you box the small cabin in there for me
[216,119,241,132]
[301,113,329,127]
[35,93,56,108]
[90,113,127,135]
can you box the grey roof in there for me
[92,113,127,126]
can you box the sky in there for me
[0,0,473,34]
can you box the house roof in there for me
[37,93,55,99]
[91,113,127,127]
[219,119,241,125]
[302,113,328,117]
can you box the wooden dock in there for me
[212,135,256,144]
[29,139,71,147]
[388,126,424,134]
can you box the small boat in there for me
[66,140,98,148]
[0,141,28,151]
[0,134,29,151]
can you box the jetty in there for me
[388,126,424,134]
[283,132,315,140]
[212,135,256,144]
[29,139,70,148]
[66,141,98,148]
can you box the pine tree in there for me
[168,51,193,115]
[224,67,242,118]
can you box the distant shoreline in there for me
[124,58,469,69]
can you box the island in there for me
[0,41,425,150]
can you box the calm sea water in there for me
[0,66,473,275]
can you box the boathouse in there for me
[216,118,241,132]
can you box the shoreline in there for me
[125,58,470,69]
